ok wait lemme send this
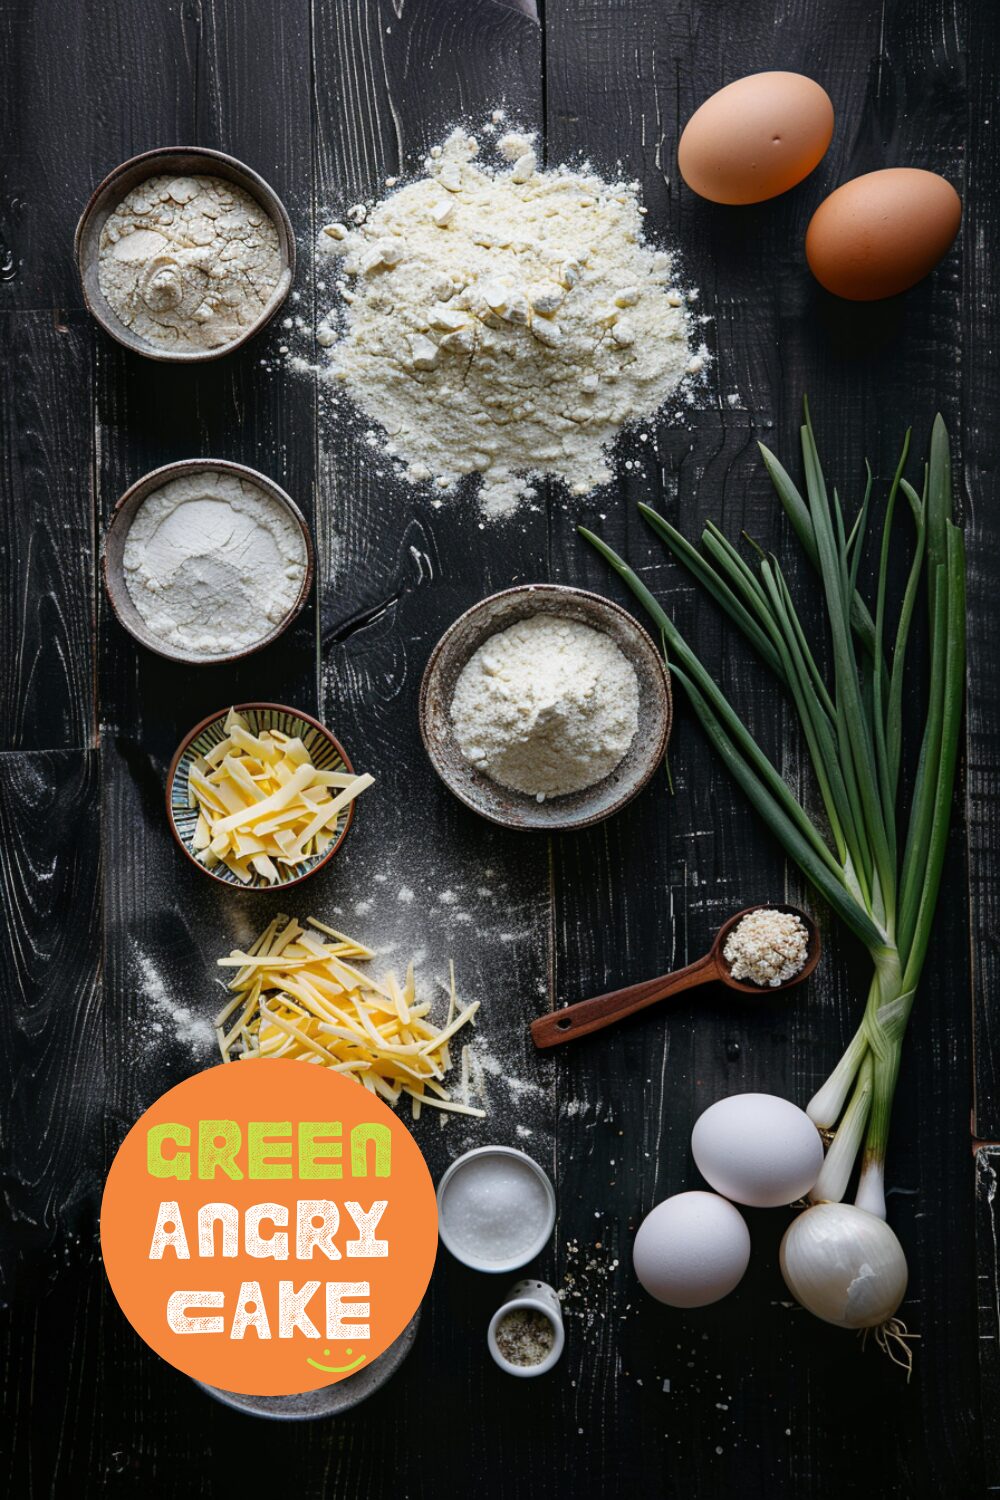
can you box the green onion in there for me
[581,403,966,1223]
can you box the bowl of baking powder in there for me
[102,459,313,664]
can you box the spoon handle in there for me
[530,951,720,1049]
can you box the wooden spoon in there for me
[530,904,820,1050]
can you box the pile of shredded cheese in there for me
[215,914,485,1121]
[187,709,373,885]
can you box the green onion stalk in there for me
[582,404,965,1227]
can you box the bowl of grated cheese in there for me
[419,584,672,831]
[166,703,372,890]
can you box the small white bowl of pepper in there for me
[487,1279,564,1378]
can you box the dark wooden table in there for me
[2,1,997,1495]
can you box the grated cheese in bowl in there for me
[215,914,485,1120]
[184,708,373,886]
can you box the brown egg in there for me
[805,169,962,300]
[678,72,834,205]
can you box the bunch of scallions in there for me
[583,404,965,1368]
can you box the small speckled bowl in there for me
[167,702,358,891]
[487,1280,564,1378]
[419,584,672,832]
[102,458,314,665]
[75,146,295,361]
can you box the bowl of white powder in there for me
[76,147,294,361]
[419,584,671,831]
[103,459,312,663]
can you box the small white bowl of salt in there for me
[436,1145,555,1274]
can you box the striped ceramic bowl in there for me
[166,703,358,890]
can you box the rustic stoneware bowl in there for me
[419,584,672,832]
[75,146,295,361]
[102,458,314,665]
[193,1310,421,1421]
[166,702,357,891]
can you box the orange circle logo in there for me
[101,1060,438,1396]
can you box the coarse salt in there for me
[722,908,809,988]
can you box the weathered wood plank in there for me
[0,749,102,1288]
[91,0,318,1113]
[0,1270,111,1499]
[0,311,95,750]
[0,0,186,311]
[309,1,554,1494]
[312,0,548,1139]
[86,0,321,1490]
[544,1,979,1496]
[0,748,106,1500]
[965,0,1000,1145]
[966,1,1000,1484]
[976,1147,1000,1492]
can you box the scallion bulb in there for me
[779,1202,908,1330]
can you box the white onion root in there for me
[779,1202,908,1334]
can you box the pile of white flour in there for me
[316,125,699,516]
[98,174,283,351]
[122,469,307,657]
[450,614,639,800]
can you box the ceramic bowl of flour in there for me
[419,584,672,832]
[102,459,314,664]
[75,146,295,361]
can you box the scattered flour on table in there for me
[319,843,561,1135]
[474,1047,545,1102]
[134,946,215,1056]
[313,123,704,516]
[98,174,283,351]
[128,856,578,1134]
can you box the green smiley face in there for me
[306,1346,367,1375]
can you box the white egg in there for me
[691,1092,824,1208]
[632,1190,751,1307]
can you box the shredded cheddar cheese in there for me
[215,914,485,1121]
[187,708,373,885]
